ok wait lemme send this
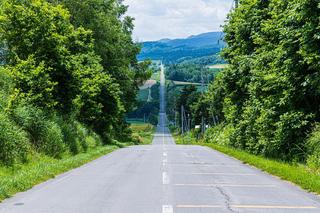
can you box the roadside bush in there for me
[0,112,29,165]
[58,119,80,155]
[0,67,13,110]
[76,122,89,152]
[57,118,93,154]
[85,131,103,148]
[204,124,234,145]
[307,125,320,171]
[42,121,65,158]
[11,104,65,157]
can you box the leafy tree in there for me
[205,0,320,160]
[57,0,151,113]
[1,0,93,112]
[0,0,124,138]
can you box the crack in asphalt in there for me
[216,186,238,213]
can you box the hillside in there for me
[138,32,225,63]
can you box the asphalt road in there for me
[1,65,320,213]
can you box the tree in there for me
[0,0,124,138]
[205,0,320,160]
[57,0,151,113]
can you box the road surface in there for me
[0,65,320,213]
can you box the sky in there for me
[124,0,234,41]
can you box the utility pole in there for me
[174,111,177,127]
[201,68,205,135]
[181,105,184,134]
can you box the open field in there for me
[138,79,157,90]
[207,63,228,69]
[151,72,160,82]
[172,80,202,86]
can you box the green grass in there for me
[175,135,320,195]
[207,64,228,69]
[151,72,160,82]
[0,145,117,202]
[131,123,155,145]
[126,119,145,124]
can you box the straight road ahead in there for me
[0,65,320,213]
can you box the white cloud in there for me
[124,0,234,41]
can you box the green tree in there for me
[0,0,124,138]
[205,0,320,160]
[57,0,151,113]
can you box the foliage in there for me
[59,0,151,114]
[166,63,216,83]
[204,124,234,145]
[130,123,155,145]
[203,0,320,161]
[1,0,84,112]
[11,104,66,157]
[306,125,320,171]
[0,112,29,165]
[0,0,147,166]
[127,83,160,125]
[0,67,12,109]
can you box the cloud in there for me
[124,0,234,41]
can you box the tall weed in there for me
[0,112,30,165]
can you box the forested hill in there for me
[138,32,225,63]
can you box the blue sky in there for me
[125,0,234,41]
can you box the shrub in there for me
[307,125,320,171]
[75,122,89,152]
[0,112,30,165]
[0,67,13,110]
[11,104,65,157]
[204,124,234,145]
[57,118,94,154]
[58,119,80,155]
[42,121,65,158]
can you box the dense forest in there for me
[166,63,217,83]
[174,0,320,169]
[0,0,150,165]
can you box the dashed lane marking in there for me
[162,172,170,185]
[162,205,173,213]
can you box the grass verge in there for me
[0,145,117,202]
[176,135,320,195]
[131,123,155,145]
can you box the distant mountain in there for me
[138,32,225,63]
